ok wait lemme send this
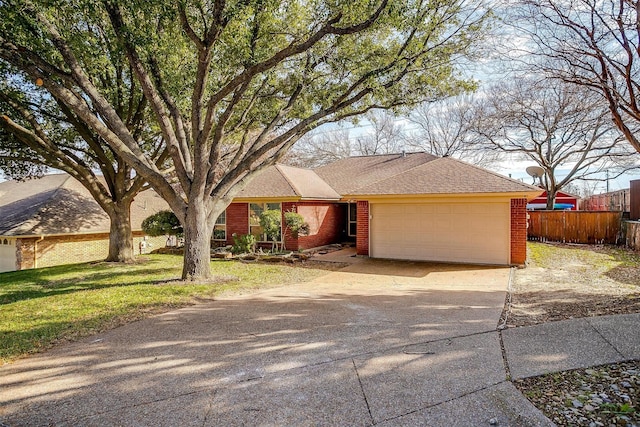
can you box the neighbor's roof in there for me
[0,174,169,237]
[236,164,340,200]
[315,152,438,194]
[342,157,541,196]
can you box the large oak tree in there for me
[1,0,492,280]
[0,63,165,262]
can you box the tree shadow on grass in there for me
[0,265,179,305]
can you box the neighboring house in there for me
[527,190,579,210]
[0,174,168,273]
[223,152,542,266]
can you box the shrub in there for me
[284,211,309,238]
[259,209,282,250]
[232,233,256,254]
[141,210,183,237]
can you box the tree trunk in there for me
[105,199,135,262]
[546,190,557,210]
[182,201,212,280]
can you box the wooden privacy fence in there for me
[528,211,623,244]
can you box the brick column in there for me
[281,202,299,251]
[225,203,249,245]
[510,198,528,265]
[356,200,369,256]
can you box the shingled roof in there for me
[0,174,168,237]
[314,152,438,194]
[343,157,540,196]
[236,164,340,199]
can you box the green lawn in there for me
[0,254,332,364]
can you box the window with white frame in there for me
[213,211,226,241]
[249,202,282,242]
[348,203,357,237]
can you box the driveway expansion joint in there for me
[374,380,509,425]
[586,316,627,360]
[352,358,375,426]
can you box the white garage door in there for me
[0,239,17,273]
[370,202,510,265]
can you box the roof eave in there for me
[341,190,543,200]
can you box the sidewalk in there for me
[502,312,640,380]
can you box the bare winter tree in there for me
[476,78,637,209]
[285,128,355,168]
[355,110,405,156]
[512,0,640,154]
[287,110,405,167]
[405,94,499,166]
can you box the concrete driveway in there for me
[0,259,551,426]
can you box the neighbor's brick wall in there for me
[356,201,369,256]
[36,233,110,268]
[510,198,528,265]
[296,202,344,250]
[16,232,165,270]
[225,203,249,245]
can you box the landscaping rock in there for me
[212,252,233,259]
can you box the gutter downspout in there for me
[34,235,44,269]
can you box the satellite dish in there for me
[526,166,545,185]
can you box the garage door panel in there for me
[370,202,509,265]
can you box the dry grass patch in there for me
[508,242,640,327]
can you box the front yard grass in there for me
[0,254,334,364]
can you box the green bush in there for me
[232,233,256,254]
[260,209,282,250]
[141,210,183,237]
[284,211,309,237]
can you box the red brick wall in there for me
[296,202,344,250]
[510,198,528,265]
[225,203,249,245]
[356,201,369,256]
[282,202,298,250]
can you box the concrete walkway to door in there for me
[0,258,552,426]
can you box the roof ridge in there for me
[336,151,428,160]
[346,152,438,195]
[274,164,303,197]
[436,157,539,190]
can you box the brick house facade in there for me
[222,201,346,251]
[1,154,542,272]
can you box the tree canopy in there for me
[0,0,493,279]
